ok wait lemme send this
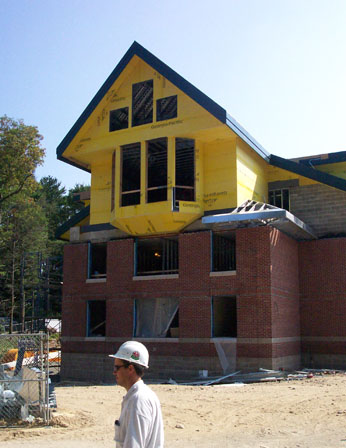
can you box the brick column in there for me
[179,231,211,338]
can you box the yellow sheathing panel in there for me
[315,161,346,180]
[236,139,268,205]
[65,55,237,235]
[90,159,112,225]
[203,139,237,211]
[267,165,318,187]
[62,56,223,167]
[111,200,203,236]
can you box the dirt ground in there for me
[0,373,345,448]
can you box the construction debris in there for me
[160,367,344,387]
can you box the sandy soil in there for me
[0,373,345,448]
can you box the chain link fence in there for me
[0,333,51,427]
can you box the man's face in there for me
[113,359,129,388]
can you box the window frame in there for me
[132,79,154,127]
[211,296,237,338]
[88,242,107,279]
[268,188,290,210]
[134,237,179,277]
[156,95,178,122]
[175,138,195,203]
[121,142,141,207]
[146,137,168,203]
[109,107,129,132]
[211,232,236,273]
[86,300,106,337]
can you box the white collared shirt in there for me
[114,380,164,448]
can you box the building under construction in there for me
[56,42,346,381]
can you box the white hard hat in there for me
[109,341,149,368]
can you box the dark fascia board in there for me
[55,205,90,239]
[226,113,270,161]
[56,41,227,163]
[269,154,346,192]
[58,155,91,173]
[296,150,346,167]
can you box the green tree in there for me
[37,176,66,240]
[0,194,47,331]
[0,116,46,331]
[0,116,45,211]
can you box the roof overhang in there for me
[201,200,316,240]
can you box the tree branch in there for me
[0,173,33,204]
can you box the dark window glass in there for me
[109,107,129,132]
[121,143,141,206]
[132,80,153,127]
[157,95,177,121]
[175,138,195,202]
[147,138,167,203]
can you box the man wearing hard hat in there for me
[110,341,164,448]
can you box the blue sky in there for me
[1,0,346,191]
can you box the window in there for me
[88,243,107,278]
[212,232,236,272]
[121,143,141,206]
[87,300,106,337]
[135,237,178,276]
[269,188,290,210]
[111,151,115,212]
[134,298,179,338]
[212,296,237,337]
[109,107,129,132]
[132,80,153,127]
[175,138,195,202]
[157,95,177,121]
[147,138,167,203]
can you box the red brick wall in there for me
[62,244,88,338]
[236,227,300,365]
[236,227,272,339]
[178,232,211,338]
[270,229,300,338]
[61,228,304,373]
[299,237,346,360]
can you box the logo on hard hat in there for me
[131,351,140,361]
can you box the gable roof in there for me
[56,41,269,165]
[57,41,346,193]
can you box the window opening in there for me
[175,138,195,202]
[212,232,236,272]
[121,143,141,206]
[147,138,167,203]
[132,80,153,127]
[87,300,106,337]
[268,188,290,210]
[157,95,177,121]
[136,237,178,276]
[212,296,237,337]
[134,298,179,338]
[111,151,115,212]
[109,107,129,132]
[88,243,107,278]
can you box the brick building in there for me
[57,42,346,381]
